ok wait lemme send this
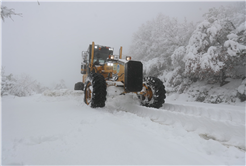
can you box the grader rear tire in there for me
[84,73,107,108]
[138,76,166,109]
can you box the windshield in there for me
[88,45,114,65]
[93,48,113,64]
[93,57,105,65]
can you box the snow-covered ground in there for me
[2,88,245,165]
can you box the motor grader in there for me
[74,42,166,108]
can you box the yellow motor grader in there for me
[74,42,166,108]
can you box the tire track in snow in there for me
[60,89,245,151]
[163,103,244,125]
[108,95,245,151]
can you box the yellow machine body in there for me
[77,41,166,109]
[81,42,143,92]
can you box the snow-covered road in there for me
[2,88,245,165]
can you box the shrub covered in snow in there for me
[0,68,16,96]
[237,79,246,101]
[142,57,166,77]
[184,3,246,85]
[1,68,48,97]
[52,79,67,90]
[11,74,41,97]
[130,13,195,69]
[183,79,241,104]
[130,3,245,102]
[171,46,186,69]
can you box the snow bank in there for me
[43,89,83,97]
[237,79,246,102]
[163,76,246,104]
[107,91,245,147]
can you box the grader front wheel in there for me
[84,82,92,105]
[84,73,107,108]
[138,77,166,109]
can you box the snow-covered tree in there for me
[1,5,22,21]
[131,14,195,61]
[171,46,186,69]
[130,13,195,76]
[1,67,17,96]
[184,3,246,85]
[9,74,39,97]
[1,68,48,96]
[53,79,67,90]
[165,46,188,92]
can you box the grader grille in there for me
[125,61,143,92]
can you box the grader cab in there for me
[75,42,166,108]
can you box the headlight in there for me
[107,62,113,66]
[95,46,98,49]
[126,56,131,61]
[109,48,114,51]
[109,55,114,59]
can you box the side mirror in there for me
[81,51,88,63]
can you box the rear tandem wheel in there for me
[138,76,166,109]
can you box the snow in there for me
[142,57,164,75]
[118,59,129,64]
[2,88,245,165]
[238,79,246,95]
[236,21,246,32]
[224,40,246,56]
[207,20,222,41]
[197,20,210,30]
[200,46,224,72]
[167,78,245,105]
[182,9,246,79]
[171,46,186,67]
[238,85,246,94]
[227,33,238,41]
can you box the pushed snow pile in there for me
[106,86,141,107]
[107,94,246,151]
[43,89,83,97]
[167,78,246,104]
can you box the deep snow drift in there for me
[1,88,245,165]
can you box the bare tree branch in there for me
[1,6,22,22]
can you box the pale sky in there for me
[1,1,237,89]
